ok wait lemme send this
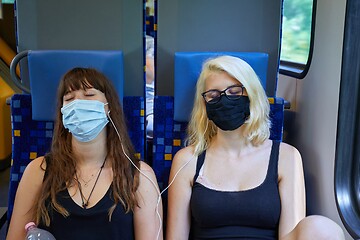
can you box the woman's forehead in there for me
[64,86,97,94]
[205,71,241,89]
[64,79,93,91]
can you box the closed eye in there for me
[63,93,74,102]
[207,91,220,98]
[63,97,74,102]
[226,85,244,95]
[228,88,242,94]
[84,88,98,97]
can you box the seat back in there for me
[152,52,284,188]
[174,52,268,122]
[146,16,156,38]
[8,94,53,221]
[28,50,124,121]
[7,50,145,223]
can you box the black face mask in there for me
[205,96,250,131]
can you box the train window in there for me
[279,0,316,79]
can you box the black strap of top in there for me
[269,140,280,180]
[193,151,206,183]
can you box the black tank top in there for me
[189,140,281,240]
[38,158,134,240]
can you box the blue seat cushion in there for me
[28,50,124,121]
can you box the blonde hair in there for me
[187,55,271,155]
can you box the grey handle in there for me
[10,50,30,93]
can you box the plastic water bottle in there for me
[25,222,56,240]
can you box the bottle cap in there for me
[25,222,36,231]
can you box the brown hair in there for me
[33,68,140,225]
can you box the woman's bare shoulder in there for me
[278,142,301,160]
[24,156,47,176]
[169,146,198,182]
[139,160,156,174]
[15,156,46,202]
[278,142,303,176]
[173,145,197,164]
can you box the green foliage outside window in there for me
[280,0,313,64]
[2,0,15,4]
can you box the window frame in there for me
[334,0,360,238]
[279,0,317,79]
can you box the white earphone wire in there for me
[160,119,208,196]
[108,112,208,240]
[108,114,162,240]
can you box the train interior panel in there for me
[0,0,359,239]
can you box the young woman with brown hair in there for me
[7,68,162,240]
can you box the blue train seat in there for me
[152,52,284,188]
[146,16,156,38]
[7,50,144,224]
[27,50,125,121]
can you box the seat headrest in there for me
[174,52,269,122]
[28,50,124,121]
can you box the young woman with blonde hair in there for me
[166,56,344,240]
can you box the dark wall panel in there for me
[157,0,282,97]
[15,0,143,96]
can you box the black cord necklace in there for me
[75,155,107,209]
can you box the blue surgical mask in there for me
[61,99,109,142]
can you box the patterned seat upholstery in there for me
[146,16,156,38]
[8,94,54,221]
